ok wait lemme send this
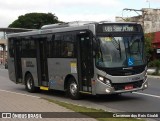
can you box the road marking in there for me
[133,92,160,99]
[0,89,40,99]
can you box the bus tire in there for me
[25,74,36,93]
[67,78,81,100]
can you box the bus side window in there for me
[21,37,36,58]
[62,43,74,57]
[62,34,75,58]
[46,34,53,58]
[54,35,62,57]
[8,38,14,57]
[48,33,75,58]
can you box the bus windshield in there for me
[96,35,146,68]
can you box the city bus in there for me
[7,21,148,99]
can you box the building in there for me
[116,8,160,33]
[116,8,160,59]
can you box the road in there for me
[0,69,160,120]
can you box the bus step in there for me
[79,91,92,94]
[40,86,49,91]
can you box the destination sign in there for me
[97,24,141,33]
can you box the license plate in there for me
[125,85,133,90]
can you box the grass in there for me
[43,97,144,121]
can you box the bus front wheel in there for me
[25,74,36,93]
[67,78,81,100]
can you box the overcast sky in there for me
[0,0,160,27]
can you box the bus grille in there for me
[103,65,146,76]
[112,80,143,91]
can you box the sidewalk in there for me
[0,64,5,69]
[0,90,96,121]
[147,75,160,79]
[147,68,156,74]
[147,68,160,79]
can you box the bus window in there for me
[61,43,74,57]
[62,34,75,58]
[8,38,14,57]
[21,37,36,58]
[54,34,62,57]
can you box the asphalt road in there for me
[0,69,160,120]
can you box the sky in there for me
[0,0,160,28]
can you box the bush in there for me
[148,59,160,67]
[148,59,160,75]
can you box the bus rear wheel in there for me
[25,74,36,93]
[67,78,81,100]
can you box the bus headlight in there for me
[144,84,148,88]
[143,73,147,81]
[98,75,112,86]
[98,76,104,81]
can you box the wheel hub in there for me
[27,78,32,90]
[70,82,77,96]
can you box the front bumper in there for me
[95,78,148,95]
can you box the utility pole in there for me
[146,0,150,8]
[123,8,147,30]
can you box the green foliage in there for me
[44,98,143,121]
[9,13,62,29]
[148,59,160,75]
[144,33,154,57]
[148,59,160,67]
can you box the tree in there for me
[144,33,154,58]
[9,13,62,29]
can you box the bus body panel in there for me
[48,58,78,91]
[8,57,16,82]
[7,25,92,38]
[95,78,148,94]
[94,67,147,94]
[95,67,147,83]
[21,58,39,86]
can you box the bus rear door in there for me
[36,37,49,87]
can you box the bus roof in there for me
[7,21,139,38]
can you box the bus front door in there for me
[77,31,94,93]
[37,39,49,87]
